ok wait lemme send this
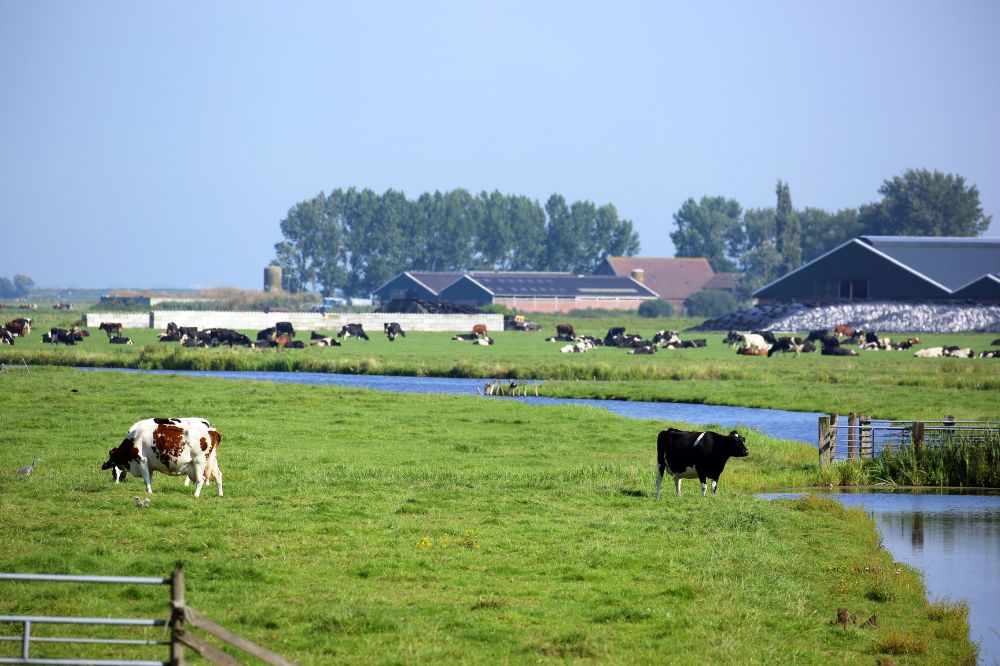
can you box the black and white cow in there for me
[655,428,749,498]
[767,336,807,357]
[338,323,369,340]
[384,322,405,341]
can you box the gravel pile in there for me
[693,302,1000,333]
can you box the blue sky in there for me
[2,1,998,290]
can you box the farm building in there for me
[437,272,658,313]
[372,272,468,303]
[754,236,1000,303]
[595,257,738,309]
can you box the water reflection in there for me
[761,489,1000,665]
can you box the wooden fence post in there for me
[859,415,872,458]
[818,416,831,468]
[912,421,925,454]
[847,413,858,459]
[171,566,186,666]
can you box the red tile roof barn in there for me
[596,257,724,304]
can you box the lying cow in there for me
[655,428,749,497]
[384,322,405,341]
[101,417,223,497]
[109,336,133,345]
[338,323,369,340]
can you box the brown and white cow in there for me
[99,322,123,339]
[101,417,223,497]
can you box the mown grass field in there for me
[0,367,977,664]
[2,311,998,420]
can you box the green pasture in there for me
[2,311,998,421]
[0,367,978,664]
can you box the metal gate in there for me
[0,573,171,665]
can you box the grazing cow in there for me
[275,321,295,338]
[471,324,489,338]
[767,336,806,357]
[101,417,223,497]
[725,331,768,351]
[99,322,123,339]
[4,319,31,337]
[338,323,369,340]
[751,330,777,345]
[555,323,576,340]
[384,322,405,341]
[805,329,829,343]
[109,336,133,345]
[655,428,749,497]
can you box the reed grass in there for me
[866,432,1000,487]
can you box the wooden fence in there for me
[0,567,296,666]
[817,414,1000,467]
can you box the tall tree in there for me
[273,193,328,293]
[544,194,575,271]
[670,196,742,272]
[774,180,802,274]
[798,207,860,262]
[0,277,14,298]
[736,207,781,297]
[12,274,34,298]
[858,168,992,237]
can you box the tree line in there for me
[273,188,640,296]
[0,274,34,299]
[671,168,992,297]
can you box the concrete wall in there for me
[85,311,502,333]
[84,313,154,328]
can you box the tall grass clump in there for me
[865,432,1000,487]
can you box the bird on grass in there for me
[17,458,42,476]
[133,496,151,508]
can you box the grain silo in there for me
[264,266,283,293]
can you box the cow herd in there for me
[546,324,707,355]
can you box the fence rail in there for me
[817,414,1000,467]
[0,569,296,666]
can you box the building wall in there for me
[85,311,502,332]
[756,242,952,301]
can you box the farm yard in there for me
[0,367,979,664]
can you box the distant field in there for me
[2,311,998,421]
[0,367,977,664]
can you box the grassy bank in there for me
[3,314,998,420]
[0,367,977,663]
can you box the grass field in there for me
[0,367,977,664]
[2,311,998,421]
